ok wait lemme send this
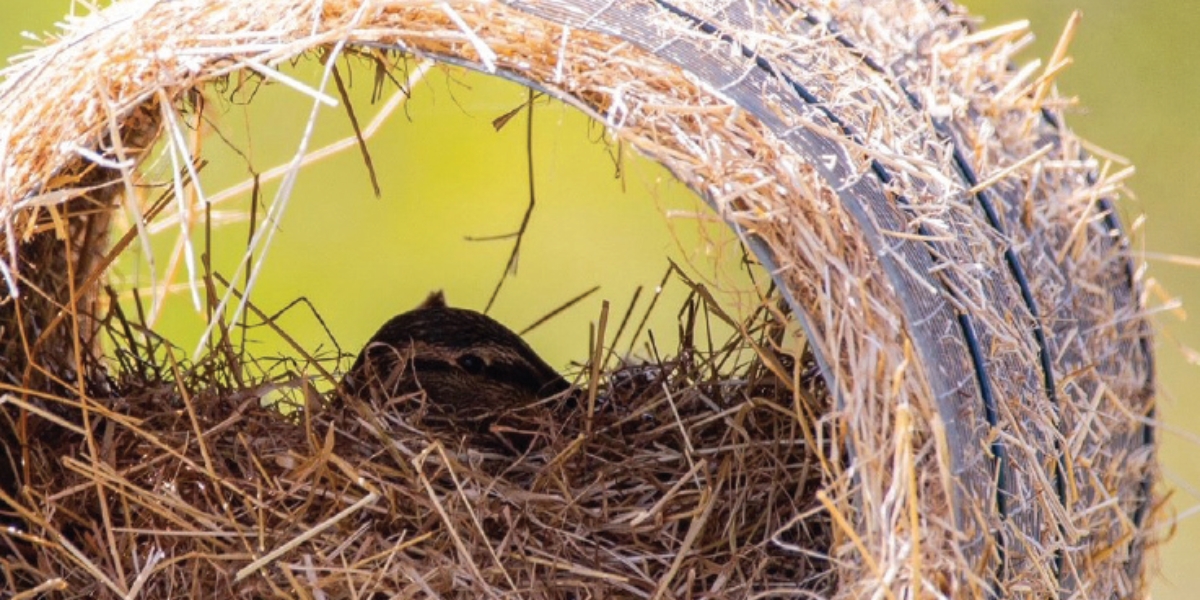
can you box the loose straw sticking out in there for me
[439,2,497,72]
[1030,10,1082,117]
[969,143,1053,195]
[149,61,434,232]
[897,403,922,600]
[945,19,1030,49]
[10,578,68,600]
[158,92,205,313]
[192,32,359,361]
[817,489,892,600]
[586,300,609,437]
[240,56,340,107]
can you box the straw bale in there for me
[0,0,1158,598]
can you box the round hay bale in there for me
[0,0,1158,598]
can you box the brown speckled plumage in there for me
[340,291,570,420]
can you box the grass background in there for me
[1,1,1196,596]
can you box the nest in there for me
[0,0,1161,598]
[3,279,836,597]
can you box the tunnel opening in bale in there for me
[0,49,841,598]
[0,0,1164,598]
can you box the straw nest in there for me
[0,0,1160,598]
[5,276,837,598]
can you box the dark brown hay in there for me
[2,274,834,598]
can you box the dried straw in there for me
[0,0,1159,598]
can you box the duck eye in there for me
[457,354,486,375]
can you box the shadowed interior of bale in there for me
[0,0,1161,598]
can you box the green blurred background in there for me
[2,1,1196,596]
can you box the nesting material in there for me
[3,284,835,597]
[0,0,1159,598]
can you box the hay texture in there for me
[0,0,1158,598]
[4,282,837,598]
